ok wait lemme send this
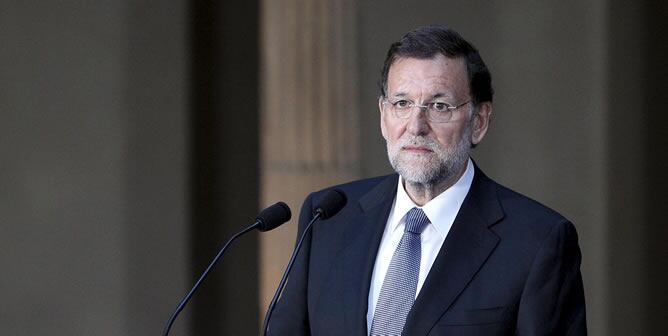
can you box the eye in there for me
[431,102,452,112]
[393,100,411,109]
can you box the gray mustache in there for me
[398,136,438,149]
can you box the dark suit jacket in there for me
[269,166,586,335]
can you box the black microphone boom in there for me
[163,202,291,336]
[262,189,347,336]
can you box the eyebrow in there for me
[430,93,454,100]
[390,92,454,100]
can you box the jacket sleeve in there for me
[516,220,587,335]
[266,193,315,336]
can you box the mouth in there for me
[401,145,433,154]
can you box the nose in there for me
[405,105,430,135]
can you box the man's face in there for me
[380,55,489,185]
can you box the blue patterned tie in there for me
[370,207,430,336]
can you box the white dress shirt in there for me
[366,159,475,333]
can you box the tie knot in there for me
[404,208,430,234]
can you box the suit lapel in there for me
[338,175,398,335]
[403,167,504,336]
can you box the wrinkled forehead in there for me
[386,55,469,100]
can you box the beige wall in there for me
[0,1,190,335]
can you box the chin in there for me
[395,162,446,185]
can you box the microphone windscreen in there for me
[256,202,292,232]
[314,189,347,219]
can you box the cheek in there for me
[433,125,469,146]
[381,117,404,141]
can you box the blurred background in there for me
[1,0,666,335]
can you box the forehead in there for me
[386,55,469,98]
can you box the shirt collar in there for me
[390,159,475,238]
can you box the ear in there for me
[471,102,492,145]
[379,97,388,140]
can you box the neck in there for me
[403,164,468,206]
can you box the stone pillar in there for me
[259,0,360,313]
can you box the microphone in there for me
[262,189,347,336]
[313,188,347,219]
[163,202,291,336]
[257,201,292,232]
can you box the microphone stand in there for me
[261,211,322,336]
[163,222,259,336]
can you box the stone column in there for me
[259,0,361,313]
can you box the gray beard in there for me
[387,127,471,187]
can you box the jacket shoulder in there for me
[484,176,577,246]
[495,182,568,222]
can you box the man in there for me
[269,25,586,335]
